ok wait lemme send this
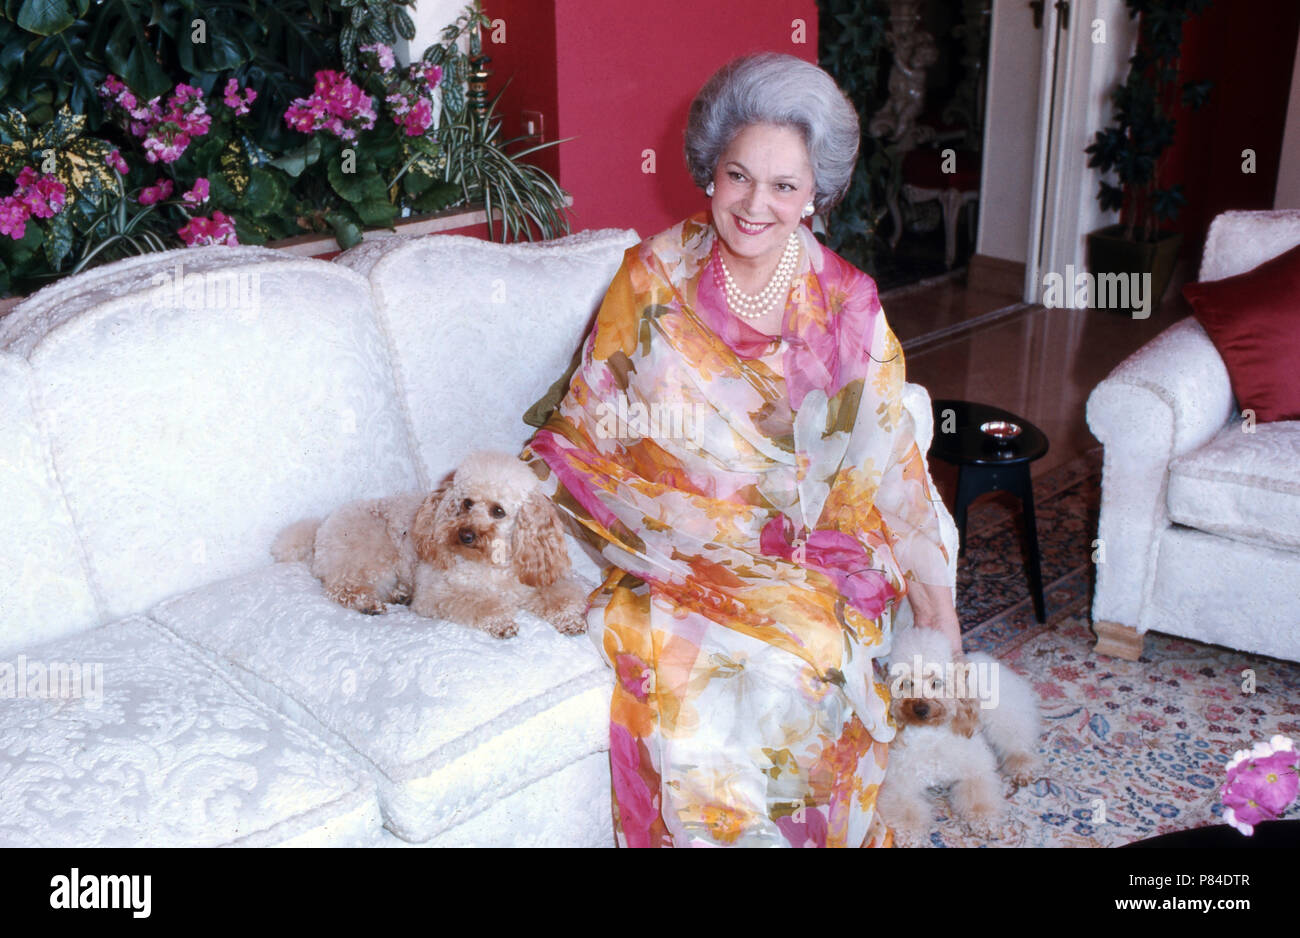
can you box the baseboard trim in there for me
[901,300,1034,354]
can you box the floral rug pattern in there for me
[918,449,1300,847]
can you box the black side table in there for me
[928,399,1050,623]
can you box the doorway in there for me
[818,0,994,292]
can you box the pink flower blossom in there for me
[12,169,66,219]
[138,178,174,205]
[177,210,238,246]
[1222,735,1299,835]
[143,133,189,164]
[181,177,210,206]
[106,149,130,174]
[414,63,442,92]
[283,70,376,142]
[101,74,128,98]
[102,75,212,163]
[399,98,434,136]
[0,196,29,240]
[222,78,257,116]
[171,83,204,105]
[361,42,396,70]
[22,178,65,219]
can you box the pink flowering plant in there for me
[0,77,264,292]
[270,42,460,246]
[1219,735,1300,835]
[0,106,117,292]
[0,0,568,295]
[97,73,291,247]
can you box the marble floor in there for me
[887,260,1195,478]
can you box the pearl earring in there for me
[802,201,815,218]
[706,182,715,197]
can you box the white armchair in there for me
[1086,210,1300,662]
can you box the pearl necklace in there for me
[716,231,800,319]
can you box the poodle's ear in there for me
[412,471,454,566]
[511,489,570,587]
[952,688,981,739]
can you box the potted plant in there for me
[1084,0,1213,315]
[0,0,569,299]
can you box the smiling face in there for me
[709,122,815,276]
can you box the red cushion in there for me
[1182,242,1300,423]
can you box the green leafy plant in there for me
[420,0,492,121]
[1085,0,1214,242]
[0,105,120,290]
[66,173,174,275]
[335,0,417,73]
[0,0,572,295]
[817,0,893,273]
[438,85,571,242]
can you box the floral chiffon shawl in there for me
[522,213,952,847]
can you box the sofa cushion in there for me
[8,249,421,620]
[1197,209,1300,283]
[1183,241,1300,423]
[1167,420,1300,551]
[149,562,613,843]
[335,228,640,481]
[374,750,615,847]
[0,615,381,846]
[0,245,285,357]
[0,354,101,655]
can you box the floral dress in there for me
[523,213,953,847]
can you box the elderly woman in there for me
[522,52,960,848]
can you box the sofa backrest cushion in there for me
[1199,210,1300,283]
[0,354,101,655]
[9,249,421,620]
[335,228,640,481]
[0,244,286,356]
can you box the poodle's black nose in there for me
[913,701,929,718]
[458,528,476,545]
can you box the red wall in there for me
[486,0,820,240]
[478,0,560,183]
[1154,0,1300,259]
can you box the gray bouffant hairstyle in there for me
[684,53,860,213]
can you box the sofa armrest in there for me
[1085,316,1236,629]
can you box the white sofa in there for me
[0,227,954,847]
[1087,210,1300,663]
